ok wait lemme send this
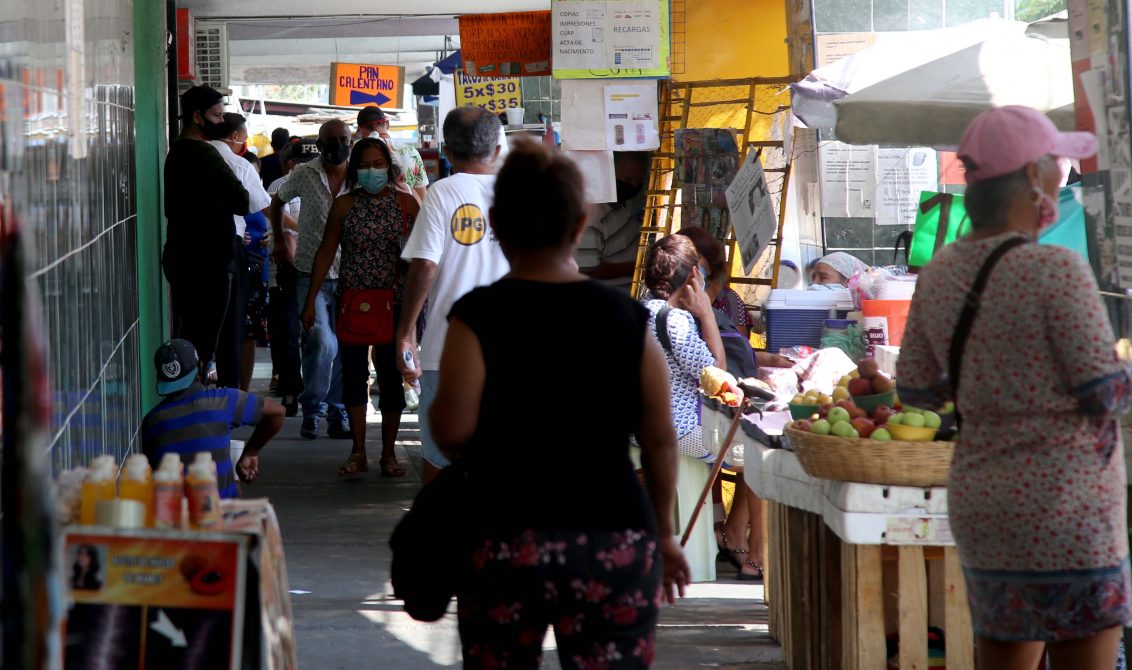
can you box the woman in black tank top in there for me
[429,141,690,669]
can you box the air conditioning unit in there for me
[194,20,229,91]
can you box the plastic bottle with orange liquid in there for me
[119,454,154,527]
[186,452,222,530]
[80,456,117,525]
[153,453,185,529]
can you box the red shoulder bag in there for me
[336,192,413,346]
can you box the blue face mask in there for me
[699,265,709,291]
[357,167,388,194]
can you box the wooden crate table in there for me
[702,402,974,670]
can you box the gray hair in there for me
[443,107,501,163]
[962,155,1055,232]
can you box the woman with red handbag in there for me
[302,138,420,477]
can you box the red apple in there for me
[818,403,832,419]
[872,406,895,425]
[836,399,856,412]
[848,378,874,397]
[871,375,896,394]
[857,358,879,379]
[794,419,813,432]
[851,417,876,438]
[849,406,868,420]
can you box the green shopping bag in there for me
[909,191,971,267]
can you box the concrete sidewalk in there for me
[235,377,786,669]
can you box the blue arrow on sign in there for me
[350,91,391,106]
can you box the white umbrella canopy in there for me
[832,26,1073,148]
[790,18,1027,130]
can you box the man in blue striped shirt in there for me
[142,340,284,498]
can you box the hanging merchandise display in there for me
[674,128,740,243]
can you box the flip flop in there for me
[379,456,406,478]
[337,453,369,477]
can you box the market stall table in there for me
[702,400,975,670]
[62,498,297,670]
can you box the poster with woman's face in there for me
[71,543,107,591]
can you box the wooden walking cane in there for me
[681,392,749,548]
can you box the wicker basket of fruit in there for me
[784,359,954,487]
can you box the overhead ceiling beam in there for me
[225,16,460,41]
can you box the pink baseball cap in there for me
[957,106,1096,185]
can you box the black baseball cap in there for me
[179,85,224,119]
[154,339,199,395]
[282,138,319,164]
[357,106,386,126]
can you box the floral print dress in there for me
[338,189,410,301]
[897,231,1132,641]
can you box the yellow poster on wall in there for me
[454,71,522,113]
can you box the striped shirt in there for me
[141,383,264,499]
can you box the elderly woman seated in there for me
[809,251,872,287]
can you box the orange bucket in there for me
[862,300,911,346]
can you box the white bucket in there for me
[505,107,525,126]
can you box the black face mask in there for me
[200,118,228,141]
[321,142,351,165]
[616,180,643,203]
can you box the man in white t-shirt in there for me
[397,107,509,481]
[208,113,273,385]
[210,113,272,238]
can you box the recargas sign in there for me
[329,63,405,108]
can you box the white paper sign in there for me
[725,152,778,275]
[552,0,660,72]
[553,2,607,70]
[820,141,877,218]
[603,83,660,151]
[875,147,938,226]
[564,150,617,203]
[561,79,611,150]
[608,1,659,69]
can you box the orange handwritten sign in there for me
[458,11,552,77]
[329,62,405,108]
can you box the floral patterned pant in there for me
[458,529,661,670]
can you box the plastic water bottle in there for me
[402,350,421,411]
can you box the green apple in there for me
[811,419,832,436]
[831,421,857,438]
[922,411,942,429]
[871,428,892,441]
[903,413,926,428]
[903,406,923,415]
[827,407,851,425]
[888,413,904,425]
[939,402,955,415]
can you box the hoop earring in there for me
[1026,186,1044,205]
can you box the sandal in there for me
[337,453,369,477]
[735,557,764,582]
[379,456,406,478]
[716,527,744,570]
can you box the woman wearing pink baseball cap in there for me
[896,106,1131,669]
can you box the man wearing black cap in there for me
[142,340,285,498]
[357,106,429,201]
[259,127,290,189]
[163,85,251,386]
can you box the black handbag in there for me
[389,462,473,622]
